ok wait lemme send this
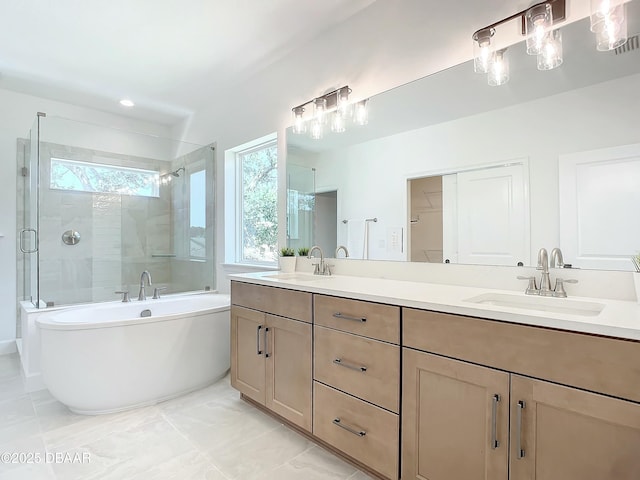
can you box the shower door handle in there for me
[19,228,38,253]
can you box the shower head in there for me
[159,167,185,184]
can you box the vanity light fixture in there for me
[291,86,369,139]
[472,0,566,84]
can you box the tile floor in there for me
[0,353,373,479]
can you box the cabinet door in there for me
[402,349,509,480]
[230,306,265,404]
[265,314,312,431]
[510,375,640,480]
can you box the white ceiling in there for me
[0,0,593,126]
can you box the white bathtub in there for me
[36,293,230,414]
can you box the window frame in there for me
[233,138,278,266]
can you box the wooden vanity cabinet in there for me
[230,282,313,431]
[402,307,640,480]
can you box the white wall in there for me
[297,73,640,264]
[0,88,171,350]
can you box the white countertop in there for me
[229,271,640,341]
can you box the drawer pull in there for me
[333,312,367,323]
[333,418,366,437]
[256,325,263,355]
[491,394,500,449]
[264,327,270,358]
[517,400,526,459]
[333,358,367,372]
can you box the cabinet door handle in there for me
[264,327,270,358]
[333,358,367,373]
[256,325,263,355]
[332,418,366,437]
[333,312,367,323]
[517,400,526,459]
[491,394,501,449]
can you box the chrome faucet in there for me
[138,270,153,301]
[335,245,349,258]
[550,247,564,269]
[308,245,328,275]
[536,248,553,296]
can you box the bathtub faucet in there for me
[138,270,153,301]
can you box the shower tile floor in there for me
[0,353,374,480]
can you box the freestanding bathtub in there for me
[36,293,230,414]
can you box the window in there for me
[237,140,278,263]
[50,158,159,197]
[189,169,207,258]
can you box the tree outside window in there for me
[239,141,277,263]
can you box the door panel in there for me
[265,314,312,431]
[510,375,640,480]
[402,349,509,480]
[230,306,265,404]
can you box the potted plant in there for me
[279,247,296,273]
[297,247,309,257]
[632,253,640,303]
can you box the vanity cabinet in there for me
[230,282,313,431]
[313,294,400,480]
[402,307,640,480]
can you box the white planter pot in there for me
[279,256,296,273]
[634,272,640,304]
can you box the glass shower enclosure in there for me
[17,114,215,320]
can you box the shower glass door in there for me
[29,115,215,307]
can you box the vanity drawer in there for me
[231,281,312,323]
[403,307,640,403]
[313,381,399,480]
[314,326,399,413]
[314,294,400,343]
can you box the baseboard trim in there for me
[0,339,17,355]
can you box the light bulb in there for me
[337,87,351,115]
[488,49,509,87]
[314,97,327,125]
[292,106,306,134]
[537,29,563,70]
[353,100,369,125]
[331,110,346,133]
[473,29,495,74]
[526,4,553,56]
[310,119,324,140]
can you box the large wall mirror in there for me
[285,5,640,271]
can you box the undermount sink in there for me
[263,272,331,282]
[463,292,605,317]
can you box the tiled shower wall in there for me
[16,140,214,310]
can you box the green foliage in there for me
[632,253,640,272]
[297,247,309,257]
[280,247,295,257]
[240,144,278,261]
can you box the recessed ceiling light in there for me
[119,99,135,107]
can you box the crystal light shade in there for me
[488,49,509,86]
[353,100,369,125]
[537,29,563,70]
[314,97,327,124]
[473,29,495,74]
[331,110,346,133]
[292,106,306,134]
[526,3,553,55]
[591,0,628,51]
[310,119,324,140]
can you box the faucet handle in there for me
[312,263,322,275]
[553,278,578,298]
[517,276,538,295]
[115,291,130,303]
[152,287,167,299]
